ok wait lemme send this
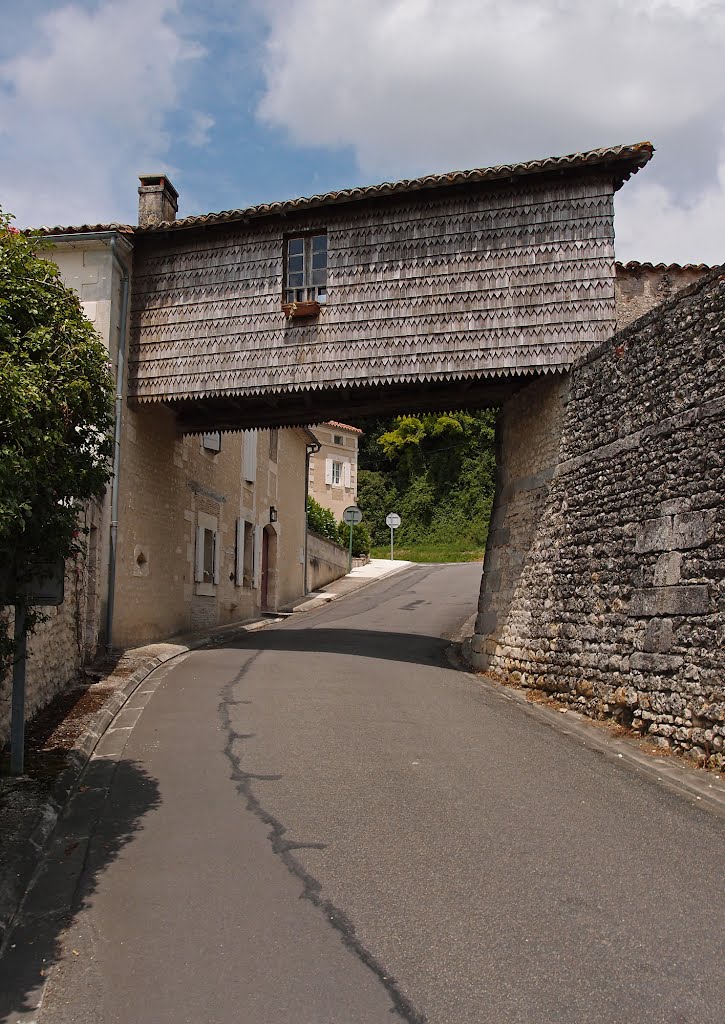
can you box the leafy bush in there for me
[0,212,114,673]
[337,520,371,557]
[306,495,338,542]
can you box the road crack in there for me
[218,666,428,1024]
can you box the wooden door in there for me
[261,529,269,610]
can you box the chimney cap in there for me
[138,174,179,201]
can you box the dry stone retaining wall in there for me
[471,269,725,769]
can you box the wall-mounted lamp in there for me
[269,506,278,523]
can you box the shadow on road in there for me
[222,627,458,669]
[0,758,160,1023]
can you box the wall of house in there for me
[112,415,308,647]
[307,532,349,591]
[615,262,709,329]
[470,270,725,769]
[308,423,360,521]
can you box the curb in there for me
[0,566,416,948]
[294,562,416,612]
[0,616,275,952]
[453,630,725,820]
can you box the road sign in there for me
[343,506,363,525]
[386,512,402,560]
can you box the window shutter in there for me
[325,458,333,485]
[343,461,351,488]
[252,526,262,589]
[235,518,244,586]
[212,531,221,585]
[243,430,258,482]
[194,526,205,582]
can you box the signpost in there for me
[343,505,363,572]
[386,512,401,561]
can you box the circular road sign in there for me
[386,513,402,529]
[343,505,363,525]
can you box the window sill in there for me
[282,300,320,319]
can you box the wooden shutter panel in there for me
[194,526,205,582]
[212,530,221,585]
[252,526,262,589]
[343,461,351,488]
[243,430,258,482]
[235,518,244,586]
[325,458,333,484]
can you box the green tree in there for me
[0,211,114,673]
[357,410,497,554]
[356,469,399,547]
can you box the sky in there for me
[1,0,724,263]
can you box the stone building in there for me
[614,261,710,327]
[1,207,320,744]
[308,421,362,521]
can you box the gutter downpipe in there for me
[304,439,321,595]
[106,237,130,653]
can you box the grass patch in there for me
[370,543,485,563]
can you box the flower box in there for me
[282,300,320,319]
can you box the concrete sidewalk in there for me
[285,558,414,612]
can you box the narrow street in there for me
[2,563,723,1024]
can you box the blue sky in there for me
[1,0,724,263]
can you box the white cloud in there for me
[0,0,203,227]
[257,0,725,262]
[185,111,215,147]
[616,148,725,264]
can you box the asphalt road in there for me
[3,563,724,1023]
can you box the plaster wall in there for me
[112,417,307,647]
[615,263,708,329]
[307,532,349,591]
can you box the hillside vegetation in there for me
[356,410,497,562]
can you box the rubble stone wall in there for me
[0,580,82,747]
[471,269,725,769]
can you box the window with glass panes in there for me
[285,234,327,303]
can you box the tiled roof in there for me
[35,142,653,237]
[31,222,134,237]
[324,421,364,434]
[615,260,712,273]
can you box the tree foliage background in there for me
[356,410,497,551]
[0,211,114,673]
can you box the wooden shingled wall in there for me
[128,175,616,404]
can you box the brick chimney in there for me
[137,174,179,227]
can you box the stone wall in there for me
[307,532,349,591]
[0,585,81,747]
[471,269,725,769]
[615,262,709,330]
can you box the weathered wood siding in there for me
[128,176,616,403]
